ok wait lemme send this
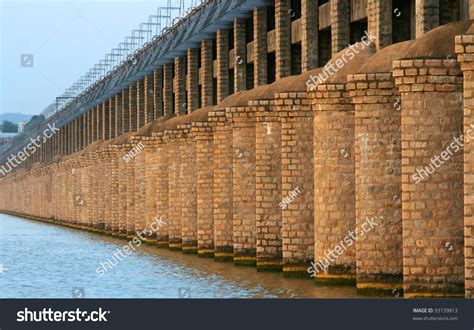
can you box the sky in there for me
[0,0,173,116]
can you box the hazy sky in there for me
[0,0,171,115]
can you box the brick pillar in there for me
[278,92,314,277]
[98,150,106,230]
[109,97,115,139]
[254,7,268,86]
[102,149,112,232]
[122,90,130,133]
[394,58,464,297]
[102,101,108,140]
[209,110,234,261]
[153,131,169,247]
[118,145,128,237]
[180,125,198,253]
[85,110,90,146]
[133,137,146,233]
[313,83,356,286]
[275,0,291,79]
[415,0,439,39]
[82,112,89,148]
[234,19,247,91]
[457,33,474,298]
[368,0,392,50]
[72,120,77,153]
[70,122,74,153]
[332,0,351,54]
[201,39,214,107]
[125,142,136,235]
[459,0,469,19]
[62,124,66,155]
[144,137,157,242]
[230,107,256,266]
[193,122,214,257]
[97,105,102,141]
[85,154,94,228]
[115,93,122,137]
[348,73,403,296]
[80,115,84,151]
[110,146,120,234]
[256,101,282,271]
[167,130,182,250]
[217,30,230,102]
[175,56,187,115]
[90,151,99,228]
[65,124,69,154]
[91,108,96,142]
[144,74,154,124]
[163,63,174,117]
[301,0,318,72]
[129,84,137,132]
[62,126,67,153]
[187,49,199,113]
[154,69,164,119]
[137,79,145,129]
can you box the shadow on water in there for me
[0,213,365,299]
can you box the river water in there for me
[0,213,361,298]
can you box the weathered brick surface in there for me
[253,7,267,86]
[153,132,170,246]
[193,122,215,256]
[154,69,164,119]
[277,92,314,277]
[133,137,146,233]
[117,145,128,235]
[229,106,257,265]
[175,56,187,115]
[201,39,214,107]
[367,0,392,50]
[163,63,174,117]
[275,0,291,79]
[126,144,136,234]
[109,147,120,233]
[313,84,356,285]
[210,110,234,260]
[331,0,350,55]
[394,59,465,297]
[301,0,318,71]
[217,30,230,102]
[180,125,198,253]
[457,35,474,298]
[255,101,282,270]
[348,73,403,295]
[234,19,247,92]
[187,49,199,113]
[415,0,439,38]
[166,130,183,250]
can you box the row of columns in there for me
[16,0,473,170]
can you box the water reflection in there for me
[0,214,361,298]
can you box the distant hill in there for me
[0,113,33,124]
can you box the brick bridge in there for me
[1,0,474,298]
